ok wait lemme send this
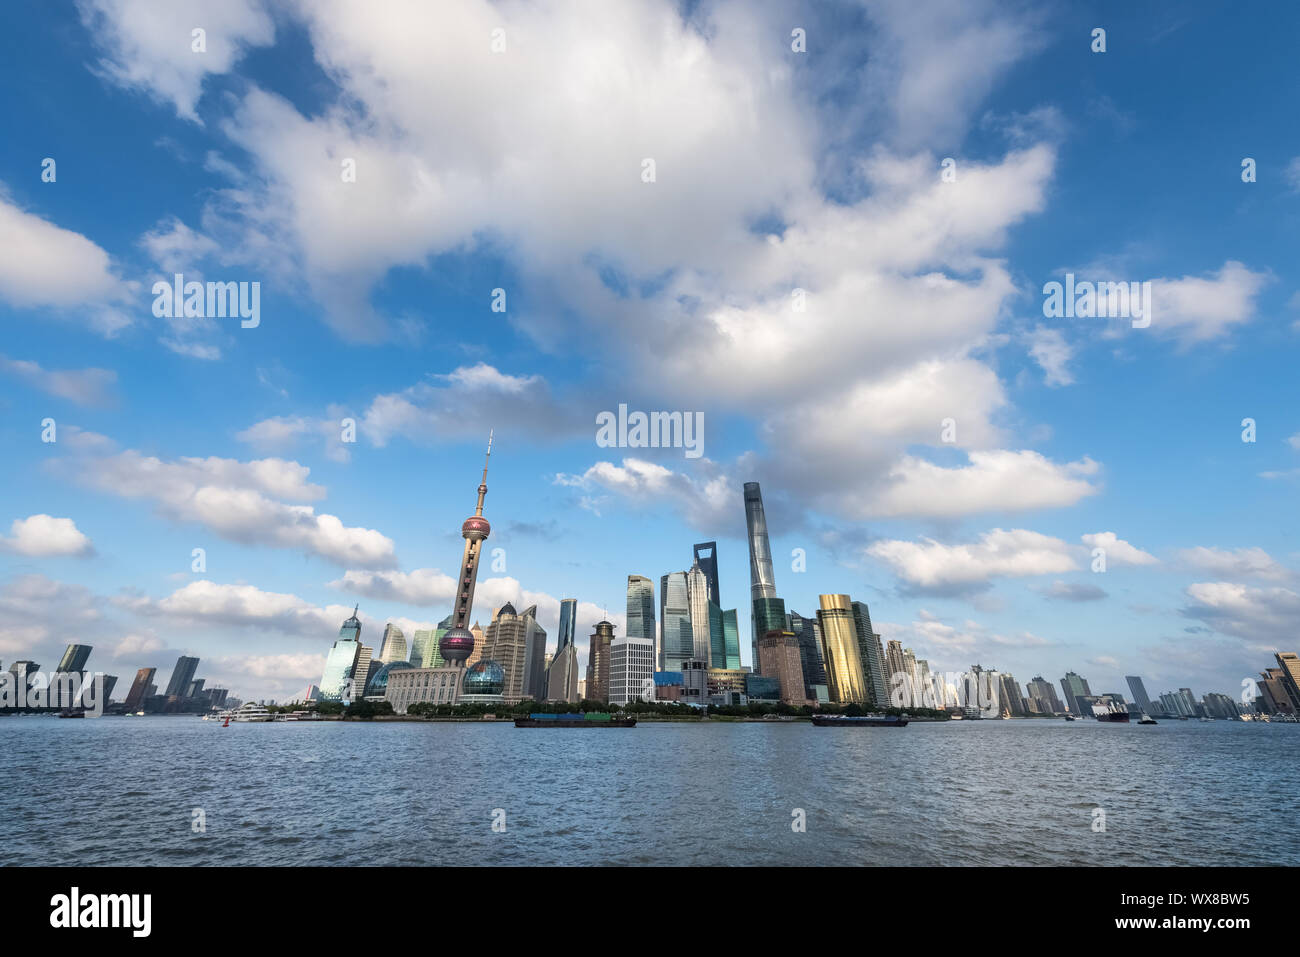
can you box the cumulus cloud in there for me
[0,515,95,558]
[0,188,134,333]
[55,446,397,568]
[1080,531,1158,567]
[868,528,1079,592]
[77,0,275,120]
[119,580,349,638]
[1148,260,1271,342]
[1181,581,1300,647]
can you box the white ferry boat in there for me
[232,703,273,722]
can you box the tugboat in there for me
[1138,713,1158,725]
[811,714,908,728]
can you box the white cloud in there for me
[1080,532,1158,566]
[1175,546,1293,582]
[866,451,1100,519]
[1182,581,1300,646]
[0,355,117,405]
[121,580,348,637]
[77,0,275,120]
[1026,326,1074,386]
[58,447,397,568]
[1149,260,1271,342]
[868,528,1079,591]
[0,515,94,558]
[0,188,133,333]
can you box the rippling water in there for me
[3,716,1296,866]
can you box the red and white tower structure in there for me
[438,431,493,666]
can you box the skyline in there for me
[3,1,1300,704]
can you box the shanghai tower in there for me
[438,432,494,667]
[744,482,783,675]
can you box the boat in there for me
[231,703,273,722]
[1064,714,1076,721]
[811,714,908,728]
[1138,714,1157,724]
[56,710,85,718]
[514,712,636,728]
[1093,707,1131,723]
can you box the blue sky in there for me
[1,0,1298,704]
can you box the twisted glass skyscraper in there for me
[744,482,779,673]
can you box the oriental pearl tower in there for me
[438,431,494,669]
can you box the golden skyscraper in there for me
[816,594,869,705]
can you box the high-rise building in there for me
[409,628,440,669]
[480,603,528,703]
[610,623,655,705]
[123,667,156,712]
[56,644,92,673]
[466,622,485,668]
[659,570,693,672]
[557,599,577,652]
[164,656,200,698]
[547,641,580,703]
[626,576,655,647]
[377,623,407,664]
[789,610,827,701]
[816,595,869,705]
[585,620,615,703]
[1060,672,1092,714]
[1125,676,1154,713]
[999,674,1027,716]
[351,645,375,701]
[687,561,714,664]
[319,606,364,701]
[1274,652,1300,712]
[1258,667,1295,715]
[522,606,548,702]
[438,432,495,672]
[743,482,778,673]
[1027,676,1064,715]
[721,608,741,670]
[757,630,806,705]
[885,640,906,694]
[692,542,720,605]
[849,602,889,708]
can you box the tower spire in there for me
[474,429,493,517]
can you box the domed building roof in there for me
[497,602,516,617]
[365,660,413,697]
[462,660,505,696]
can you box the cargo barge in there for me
[811,714,908,728]
[514,713,637,728]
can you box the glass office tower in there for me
[319,606,363,701]
[626,576,655,643]
[659,571,693,672]
[722,608,741,670]
[744,483,778,672]
[816,594,868,705]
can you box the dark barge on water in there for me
[514,713,637,728]
[811,714,908,728]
